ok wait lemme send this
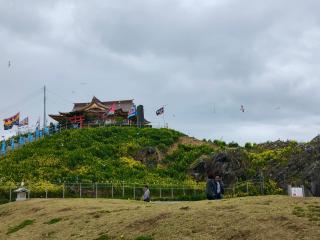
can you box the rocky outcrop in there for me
[189,149,248,186]
[135,147,162,169]
[189,137,320,196]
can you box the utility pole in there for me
[43,85,46,129]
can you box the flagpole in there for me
[43,85,46,130]
[162,105,166,128]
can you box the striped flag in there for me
[19,117,29,127]
[156,107,164,116]
[3,113,20,130]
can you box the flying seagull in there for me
[240,105,245,113]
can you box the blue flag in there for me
[1,140,6,154]
[35,128,40,139]
[19,136,25,145]
[28,133,34,142]
[128,105,137,118]
[10,139,15,150]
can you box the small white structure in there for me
[14,183,29,201]
[288,185,304,197]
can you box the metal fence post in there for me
[63,183,65,198]
[122,181,124,198]
[246,181,249,194]
[160,187,162,199]
[9,188,12,202]
[95,183,98,199]
[111,183,114,198]
[171,187,174,198]
[133,184,136,199]
[80,183,82,198]
[183,186,185,196]
[233,185,235,196]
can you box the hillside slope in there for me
[0,126,319,196]
[0,127,192,184]
[0,196,319,239]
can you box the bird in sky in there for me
[240,105,245,113]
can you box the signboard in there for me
[291,187,304,197]
[288,185,304,197]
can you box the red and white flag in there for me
[107,103,116,115]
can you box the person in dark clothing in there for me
[206,173,215,200]
[213,175,224,200]
[206,173,225,200]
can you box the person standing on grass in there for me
[143,185,150,202]
[206,173,215,200]
[213,175,224,200]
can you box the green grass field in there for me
[0,196,319,239]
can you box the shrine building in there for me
[49,96,149,128]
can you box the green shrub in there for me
[7,219,34,234]
[95,234,109,240]
[45,218,62,224]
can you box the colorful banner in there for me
[3,113,20,130]
[128,105,137,118]
[107,103,116,115]
[19,117,29,127]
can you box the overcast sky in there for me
[1,0,320,144]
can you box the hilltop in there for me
[0,196,319,239]
[0,126,319,196]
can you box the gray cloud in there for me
[1,0,320,144]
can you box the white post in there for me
[45,189,48,199]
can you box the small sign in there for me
[291,187,303,197]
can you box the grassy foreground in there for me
[0,196,319,240]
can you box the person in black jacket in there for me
[206,173,215,200]
[206,173,225,200]
[213,175,224,200]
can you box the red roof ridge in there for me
[73,99,134,105]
